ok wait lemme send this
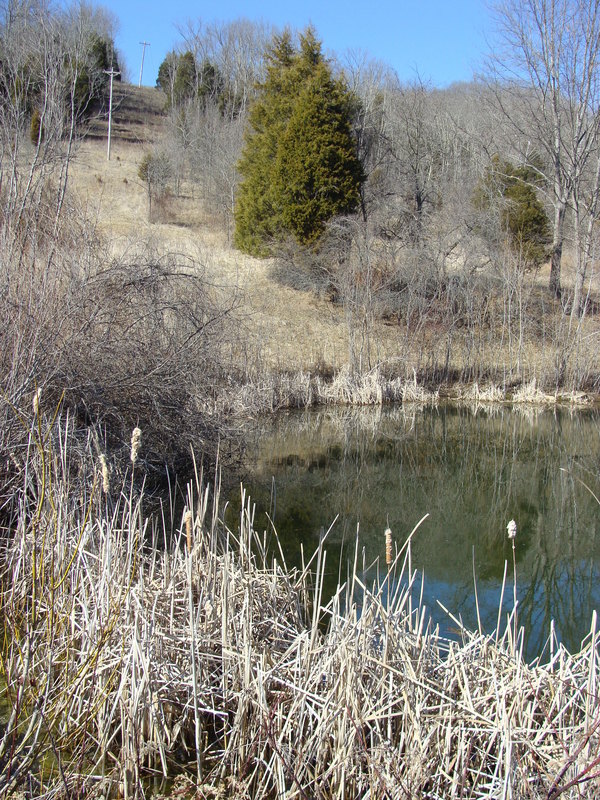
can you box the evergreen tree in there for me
[72,34,119,116]
[197,59,224,107]
[158,52,225,111]
[172,51,197,107]
[156,51,178,97]
[474,155,550,267]
[234,31,297,255]
[273,63,364,244]
[234,29,364,256]
[502,163,550,267]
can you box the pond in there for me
[228,403,600,662]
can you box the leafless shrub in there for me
[138,149,175,222]
[270,234,337,297]
[0,191,241,496]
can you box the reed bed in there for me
[1,410,600,799]
[213,365,438,415]
[460,382,506,404]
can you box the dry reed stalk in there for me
[130,426,142,465]
[462,381,505,403]
[508,518,518,648]
[384,527,393,567]
[99,453,110,493]
[185,509,193,552]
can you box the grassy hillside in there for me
[69,85,600,398]
[71,86,360,373]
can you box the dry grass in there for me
[460,382,506,403]
[69,137,356,374]
[205,366,439,416]
[1,406,600,799]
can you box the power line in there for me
[139,41,150,88]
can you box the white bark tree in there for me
[488,0,600,307]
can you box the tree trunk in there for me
[571,244,584,321]
[549,200,566,299]
[571,153,600,320]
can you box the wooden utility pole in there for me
[139,41,150,87]
[105,68,120,161]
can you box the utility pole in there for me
[138,41,150,87]
[105,68,120,161]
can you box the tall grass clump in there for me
[1,407,600,798]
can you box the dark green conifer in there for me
[156,51,178,98]
[474,155,550,267]
[234,28,364,255]
[234,31,297,255]
[273,65,363,244]
[172,51,197,107]
[502,164,550,266]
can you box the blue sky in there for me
[102,0,492,88]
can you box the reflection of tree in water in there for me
[518,460,600,655]
[232,405,600,659]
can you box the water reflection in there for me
[229,404,600,661]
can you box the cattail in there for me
[507,519,517,540]
[385,527,393,566]
[184,510,193,551]
[130,427,142,465]
[32,387,42,416]
[99,453,110,494]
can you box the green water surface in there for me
[229,403,600,661]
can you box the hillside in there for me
[68,84,600,396]
[84,82,167,144]
[70,84,408,375]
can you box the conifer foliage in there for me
[234,29,364,256]
[475,155,551,268]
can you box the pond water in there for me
[228,404,600,662]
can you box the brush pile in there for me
[0,410,599,799]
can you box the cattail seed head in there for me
[507,519,517,540]
[99,453,110,494]
[184,510,193,551]
[130,427,142,465]
[385,527,393,566]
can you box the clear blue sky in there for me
[103,0,492,88]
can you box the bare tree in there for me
[0,0,118,258]
[570,140,600,319]
[176,18,271,118]
[487,0,600,303]
[339,50,397,217]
